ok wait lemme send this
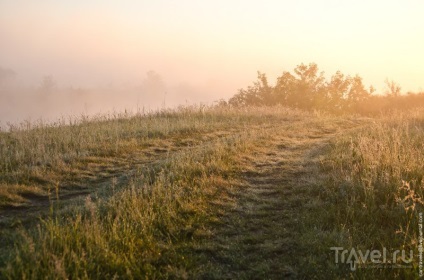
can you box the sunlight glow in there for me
[0,1,423,109]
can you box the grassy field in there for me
[0,106,423,279]
[305,110,424,278]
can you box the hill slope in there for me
[0,107,422,279]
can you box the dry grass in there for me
[0,106,422,279]
[190,117,359,279]
[2,135,252,279]
[0,105,305,209]
[0,105,312,279]
[0,184,45,207]
[300,108,424,278]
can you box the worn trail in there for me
[195,124,352,279]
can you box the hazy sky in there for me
[1,0,423,97]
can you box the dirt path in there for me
[195,125,348,279]
[0,118,364,277]
[0,129,244,226]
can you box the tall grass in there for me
[4,105,420,278]
[1,132,256,279]
[0,106,304,174]
[305,109,424,278]
[2,105,309,278]
[0,105,305,207]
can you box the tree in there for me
[345,75,371,112]
[384,78,401,97]
[226,62,378,114]
[274,71,296,105]
[326,71,351,111]
[228,72,271,106]
[142,71,166,94]
[40,75,57,95]
[291,63,326,109]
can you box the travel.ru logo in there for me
[330,247,413,271]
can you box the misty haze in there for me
[0,69,229,127]
[0,1,423,279]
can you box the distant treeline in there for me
[226,63,424,115]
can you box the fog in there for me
[0,70,237,127]
[1,1,423,127]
